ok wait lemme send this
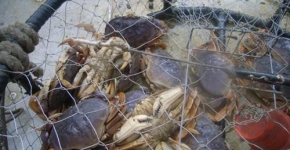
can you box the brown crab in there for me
[104,16,168,50]
[141,47,187,91]
[58,37,132,99]
[239,29,290,67]
[239,29,268,63]
[191,32,237,122]
[181,113,226,149]
[117,53,144,92]
[40,92,126,150]
[29,48,81,120]
[117,45,187,93]
[111,86,200,149]
[238,29,290,103]
[124,87,150,113]
[116,46,185,93]
[245,55,290,104]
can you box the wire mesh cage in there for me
[1,0,290,149]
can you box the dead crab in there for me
[58,37,132,99]
[111,86,200,149]
[191,32,237,122]
[40,92,126,150]
[105,16,168,50]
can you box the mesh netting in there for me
[2,0,290,150]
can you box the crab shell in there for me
[104,16,168,49]
[239,30,268,61]
[191,34,237,122]
[270,36,290,66]
[141,48,187,91]
[182,113,226,149]
[49,97,110,150]
[194,50,236,97]
[252,55,290,102]
[43,92,126,150]
[117,53,143,92]
[239,29,290,67]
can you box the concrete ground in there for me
[0,0,286,149]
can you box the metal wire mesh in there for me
[2,0,290,149]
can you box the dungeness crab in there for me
[105,16,168,50]
[191,32,237,122]
[40,93,126,150]
[58,37,131,98]
[29,48,81,120]
[111,86,200,149]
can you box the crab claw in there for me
[107,37,131,51]
[120,51,131,70]
[59,38,86,54]
[114,115,153,142]
[153,86,184,118]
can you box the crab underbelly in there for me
[148,119,179,145]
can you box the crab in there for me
[58,37,132,99]
[117,53,143,92]
[104,16,169,92]
[244,55,290,104]
[104,16,168,50]
[239,29,269,63]
[191,32,237,122]
[238,29,290,103]
[29,48,81,120]
[111,86,201,149]
[124,87,150,113]
[239,29,290,67]
[141,47,187,91]
[117,46,183,93]
[116,45,185,93]
[40,92,126,150]
[269,36,290,66]
[181,113,226,149]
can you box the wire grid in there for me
[3,0,290,149]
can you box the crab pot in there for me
[235,104,290,150]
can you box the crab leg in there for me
[120,52,131,70]
[59,38,88,55]
[60,37,131,51]
[78,76,100,99]
[72,65,90,87]
[176,90,201,139]
[105,81,116,96]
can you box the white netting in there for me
[2,0,290,150]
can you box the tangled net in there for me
[2,0,290,149]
